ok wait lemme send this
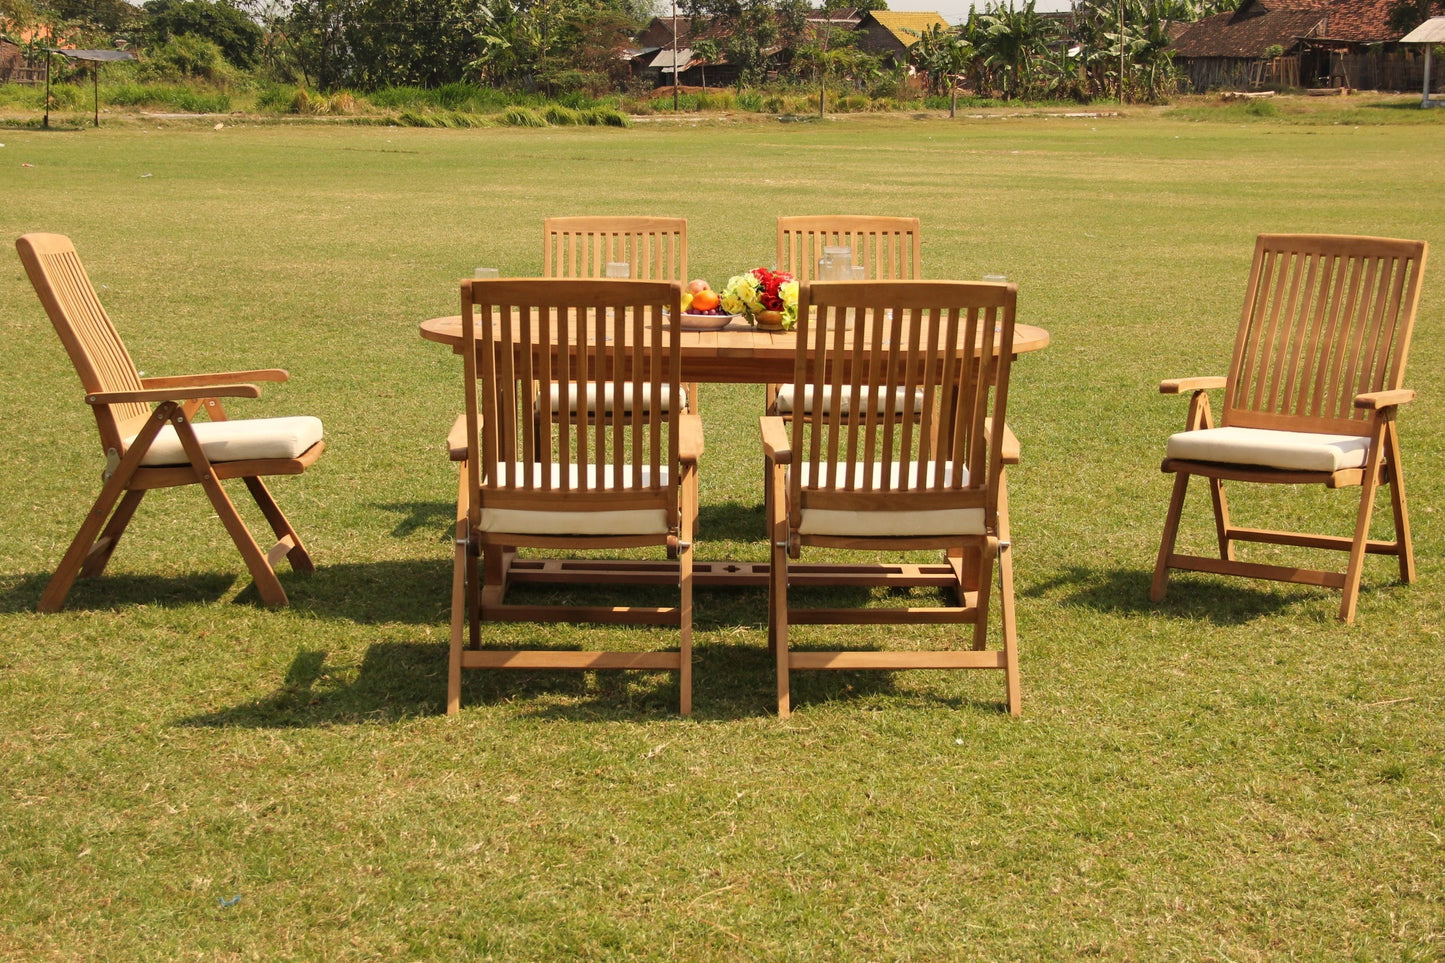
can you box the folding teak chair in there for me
[449,278,701,715]
[1152,233,1428,622]
[760,279,1021,717]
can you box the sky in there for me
[911,0,1077,26]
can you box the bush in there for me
[138,35,236,85]
[255,85,299,112]
[736,90,764,112]
[502,106,547,127]
[582,107,628,127]
[544,104,583,125]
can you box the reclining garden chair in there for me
[449,277,701,715]
[1152,233,1427,623]
[760,279,1021,718]
[17,233,324,611]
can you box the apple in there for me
[686,279,710,295]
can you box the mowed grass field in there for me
[2,102,1443,959]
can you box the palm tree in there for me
[973,0,1056,99]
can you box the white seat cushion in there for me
[129,416,323,467]
[481,462,670,535]
[541,382,687,417]
[796,461,985,537]
[1166,426,1370,473]
[775,384,925,417]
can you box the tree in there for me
[972,1,1057,99]
[691,36,719,87]
[143,0,263,68]
[45,0,144,36]
[1388,0,1445,32]
[907,21,973,101]
[683,0,786,86]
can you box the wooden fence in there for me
[1179,48,1444,93]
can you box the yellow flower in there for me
[779,280,799,310]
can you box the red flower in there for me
[750,267,793,311]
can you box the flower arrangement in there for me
[721,267,799,329]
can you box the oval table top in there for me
[420,315,1050,386]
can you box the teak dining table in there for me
[420,315,1051,385]
[420,314,1051,594]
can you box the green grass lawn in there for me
[2,100,1443,959]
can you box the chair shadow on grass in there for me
[0,571,240,613]
[1025,563,1356,625]
[174,579,996,727]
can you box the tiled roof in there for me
[1171,0,1407,56]
[864,11,949,46]
[1316,0,1399,41]
[1171,5,1327,57]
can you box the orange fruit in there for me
[691,289,720,311]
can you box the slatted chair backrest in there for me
[1224,234,1427,436]
[17,233,150,455]
[462,278,683,526]
[777,216,922,284]
[787,280,1015,532]
[543,216,688,282]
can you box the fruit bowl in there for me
[679,311,735,331]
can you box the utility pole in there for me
[1118,0,1126,104]
[673,0,681,111]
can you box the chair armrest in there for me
[678,414,704,464]
[1159,376,1226,394]
[446,414,470,462]
[1355,389,1415,410]
[87,384,262,405]
[760,416,791,464]
[983,418,1020,465]
[140,369,289,388]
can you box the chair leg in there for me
[970,540,995,652]
[1340,442,1389,625]
[773,540,791,719]
[77,488,146,579]
[170,416,288,608]
[998,539,1021,717]
[1151,471,1191,602]
[1208,476,1234,562]
[242,476,314,574]
[678,466,695,717]
[39,477,134,613]
[38,408,175,612]
[448,519,469,716]
[1383,424,1415,584]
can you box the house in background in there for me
[1,34,48,85]
[1171,0,1437,92]
[630,9,945,88]
[853,10,949,65]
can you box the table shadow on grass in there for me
[1026,563,1360,625]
